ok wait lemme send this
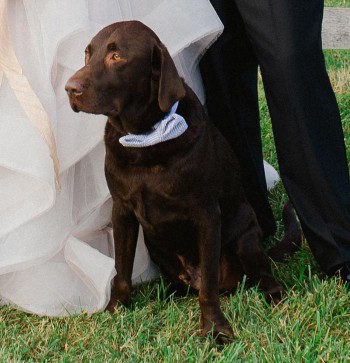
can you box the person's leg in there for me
[200,0,276,237]
[235,0,350,274]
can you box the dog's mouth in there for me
[71,102,80,113]
[105,109,119,117]
[68,97,81,113]
[68,96,119,118]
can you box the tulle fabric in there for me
[0,0,223,316]
[0,0,279,316]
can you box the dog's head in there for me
[65,21,185,134]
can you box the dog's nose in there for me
[65,79,84,97]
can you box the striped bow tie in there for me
[119,101,188,147]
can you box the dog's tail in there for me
[267,201,302,262]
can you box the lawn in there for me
[326,0,349,6]
[1,2,350,362]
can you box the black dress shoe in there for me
[334,264,350,285]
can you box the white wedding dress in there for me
[0,0,279,316]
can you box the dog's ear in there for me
[152,42,185,113]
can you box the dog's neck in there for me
[107,98,165,134]
[118,101,188,147]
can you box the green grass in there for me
[2,3,350,361]
[2,275,350,362]
[325,0,350,7]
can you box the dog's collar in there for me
[119,101,188,148]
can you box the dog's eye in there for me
[112,53,121,61]
[84,47,91,64]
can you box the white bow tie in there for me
[119,101,188,147]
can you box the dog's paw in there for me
[106,291,131,313]
[105,297,122,313]
[264,284,284,305]
[200,316,234,344]
[106,280,131,313]
[106,277,132,312]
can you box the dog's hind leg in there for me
[235,223,284,303]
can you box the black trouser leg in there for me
[200,1,276,237]
[205,0,350,273]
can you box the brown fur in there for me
[65,21,297,343]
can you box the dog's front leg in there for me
[107,201,139,312]
[197,210,234,343]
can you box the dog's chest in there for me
[116,166,191,232]
[135,183,184,227]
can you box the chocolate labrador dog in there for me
[65,21,300,343]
